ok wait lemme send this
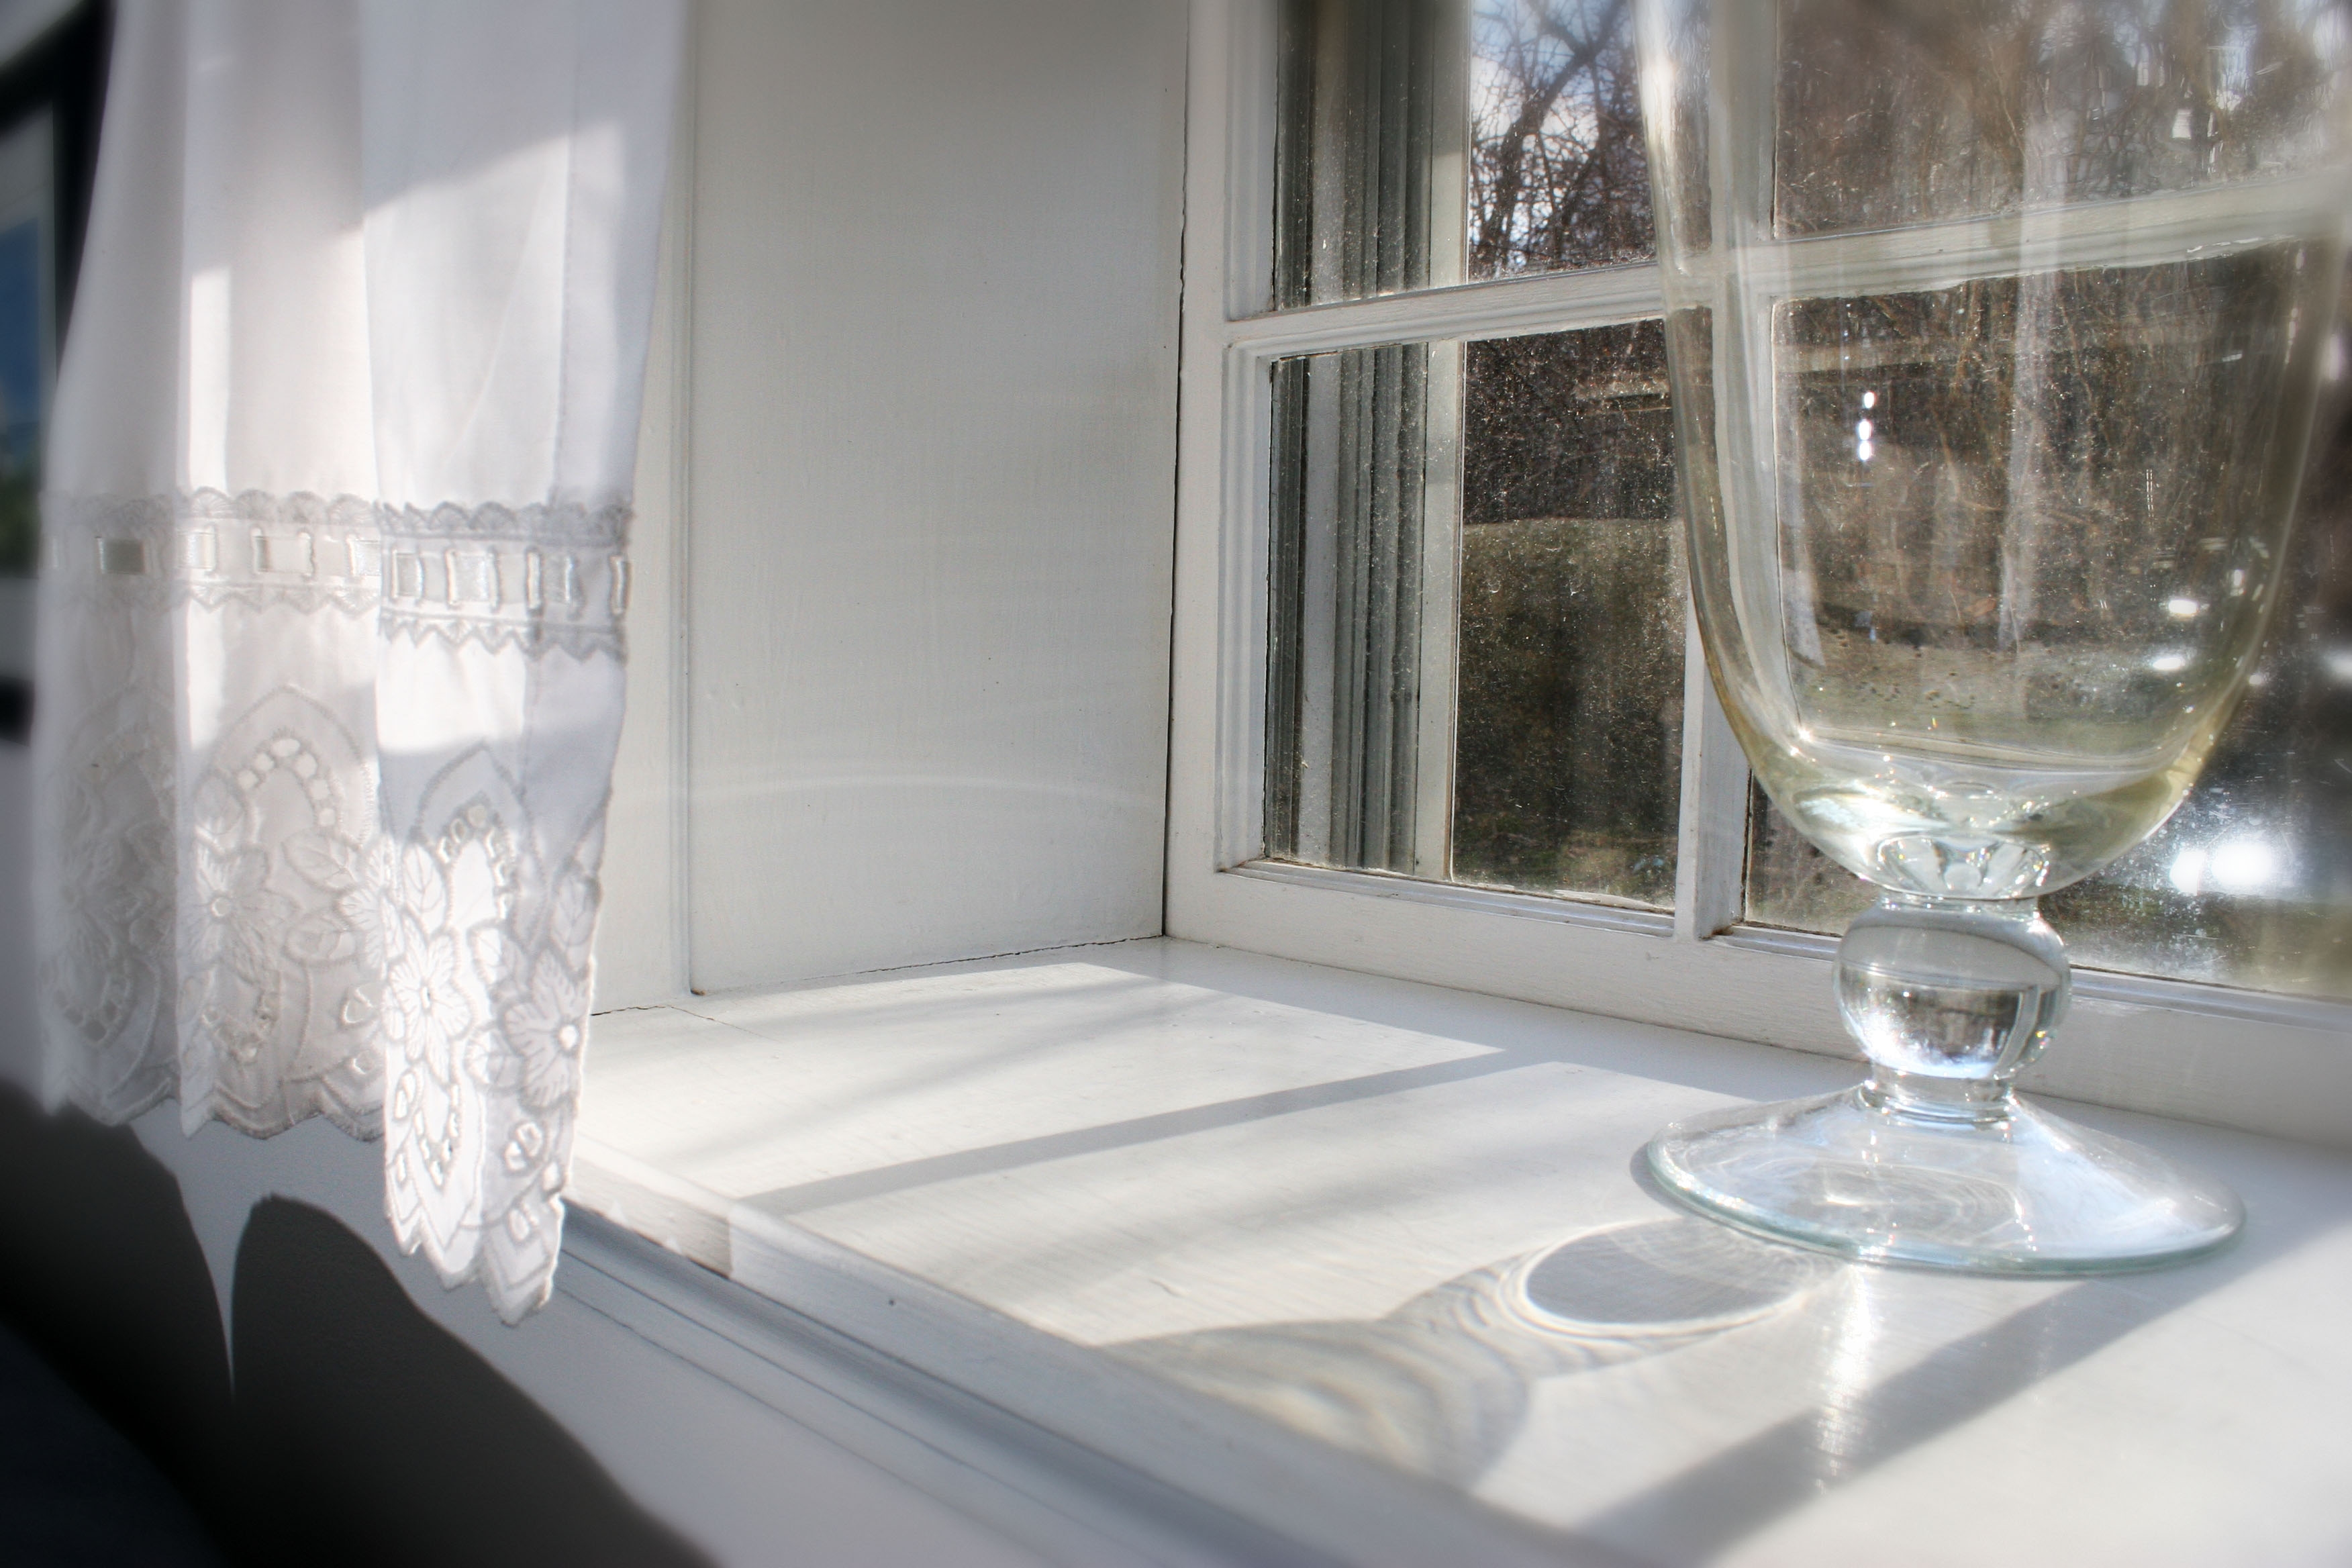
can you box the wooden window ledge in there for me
[563,938,2352,1567]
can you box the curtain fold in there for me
[34,0,683,1321]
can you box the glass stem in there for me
[1832,893,2071,1128]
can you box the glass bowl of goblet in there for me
[1634,0,2351,1271]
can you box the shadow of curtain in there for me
[0,1085,236,1543]
[230,1197,709,1568]
[0,1086,712,1566]
[0,1315,219,1565]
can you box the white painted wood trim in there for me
[569,941,2352,1565]
[1671,605,1750,942]
[1231,859,1672,936]
[563,1168,1631,1567]
[1212,338,1277,870]
[665,0,1180,991]
[558,1212,1272,1568]
[1228,261,1667,353]
[1706,170,2352,303]
[596,36,699,1010]
[663,28,699,1003]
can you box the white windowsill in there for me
[565,938,2352,1567]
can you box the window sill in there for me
[567,938,2352,1567]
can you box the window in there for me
[1166,0,2347,1127]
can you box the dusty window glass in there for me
[1263,340,1447,871]
[1274,0,1651,309]
[1264,321,1685,910]
[1748,303,2352,999]
[1774,0,2350,238]
[1453,324,1682,903]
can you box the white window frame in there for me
[1164,0,2352,1144]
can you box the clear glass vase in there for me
[1634,0,2351,1271]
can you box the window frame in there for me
[1164,0,2352,1144]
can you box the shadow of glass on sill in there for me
[1102,1167,2341,1562]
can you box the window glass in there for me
[1467,0,1651,277]
[1775,0,2352,238]
[1263,340,1447,868]
[1453,324,1681,903]
[1747,299,2352,999]
[1273,0,1650,309]
[1263,322,1685,910]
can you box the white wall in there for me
[663,0,1188,993]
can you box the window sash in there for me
[1168,0,2351,1120]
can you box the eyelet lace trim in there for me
[37,488,627,1322]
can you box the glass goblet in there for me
[1634,0,2349,1271]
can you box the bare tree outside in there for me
[1466,0,1651,277]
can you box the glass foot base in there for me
[1645,1086,2243,1275]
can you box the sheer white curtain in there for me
[34,0,683,1320]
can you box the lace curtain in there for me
[34,0,683,1321]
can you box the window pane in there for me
[1275,0,1467,309]
[1273,0,1651,309]
[1468,0,1652,277]
[1747,305,2352,1001]
[1265,341,1442,868]
[1453,324,1682,904]
[1775,0,2352,238]
[1265,322,1685,911]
